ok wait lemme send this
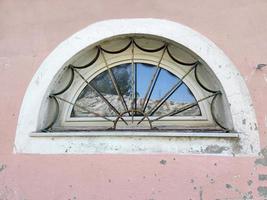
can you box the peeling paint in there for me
[225,183,254,200]
[159,160,167,165]
[247,180,253,186]
[250,144,254,153]
[0,164,6,172]
[255,147,267,166]
[259,175,267,181]
[254,123,257,130]
[204,145,229,154]
[209,178,215,184]
[225,184,232,189]
[264,74,267,83]
[232,142,243,154]
[242,191,253,200]
[199,187,203,200]
[257,186,267,198]
[0,185,15,200]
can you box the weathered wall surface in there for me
[0,0,267,199]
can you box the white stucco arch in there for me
[15,18,260,155]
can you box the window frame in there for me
[15,19,260,155]
[58,50,215,131]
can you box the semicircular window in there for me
[72,63,201,119]
[43,36,229,132]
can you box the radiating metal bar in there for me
[134,63,137,111]
[113,109,153,130]
[71,47,100,69]
[140,44,168,112]
[53,95,113,122]
[147,64,197,115]
[149,65,196,116]
[42,95,60,132]
[99,46,129,114]
[72,67,128,125]
[151,92,220,122]
[137,65,197,125]
[130,39,135,122]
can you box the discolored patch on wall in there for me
[225,183,254,200]
[247,180,253,186]
[0,164,6,172]
[225,184,232,189]
[255,147,267,166]
[204,145,229,154]
[258,186,267,198]
[159,160,167,165]
[259,175,267,181]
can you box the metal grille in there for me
[43,38,228,132]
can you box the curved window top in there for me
[15,19,260,155]
[72,63,200,118]
[43,36,228,132]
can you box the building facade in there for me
[1,1,267,199]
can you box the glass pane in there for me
[72,62,201,118]
[136,65,201,116]
[71,85,116,117]
[169,83,201,116]
[111,63,132,110]
[72,64,133,117]
[136,63,157,110]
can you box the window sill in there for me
[30,131,239,138]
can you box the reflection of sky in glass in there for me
[136,63,196,103]
[72,62,200,117]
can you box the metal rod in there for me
[210,93,229,130]
[113,109,153,130]
[70,47,100,69]
[151,92,220,122]
[133,40,166,53]
[130,39,135,122]
[140,44,168,112]
[167,47,199,66]
[194,64,217,93]
[134,63,137,111]
[53,67,74,96]
[42,96,60,131]
[149,65,196,116]
[72,67,128,125]
[100,40,132,54]
[99,46,129,114]
[53,95,113,122]
[137,65,197,125]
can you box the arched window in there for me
[44,37,228,133]
[15,19,260,155]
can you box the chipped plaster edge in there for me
[14,18,260,155]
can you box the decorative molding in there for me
[15,19,260,155]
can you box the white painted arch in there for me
[15,18,260,155]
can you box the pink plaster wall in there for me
[0,0,267,199]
